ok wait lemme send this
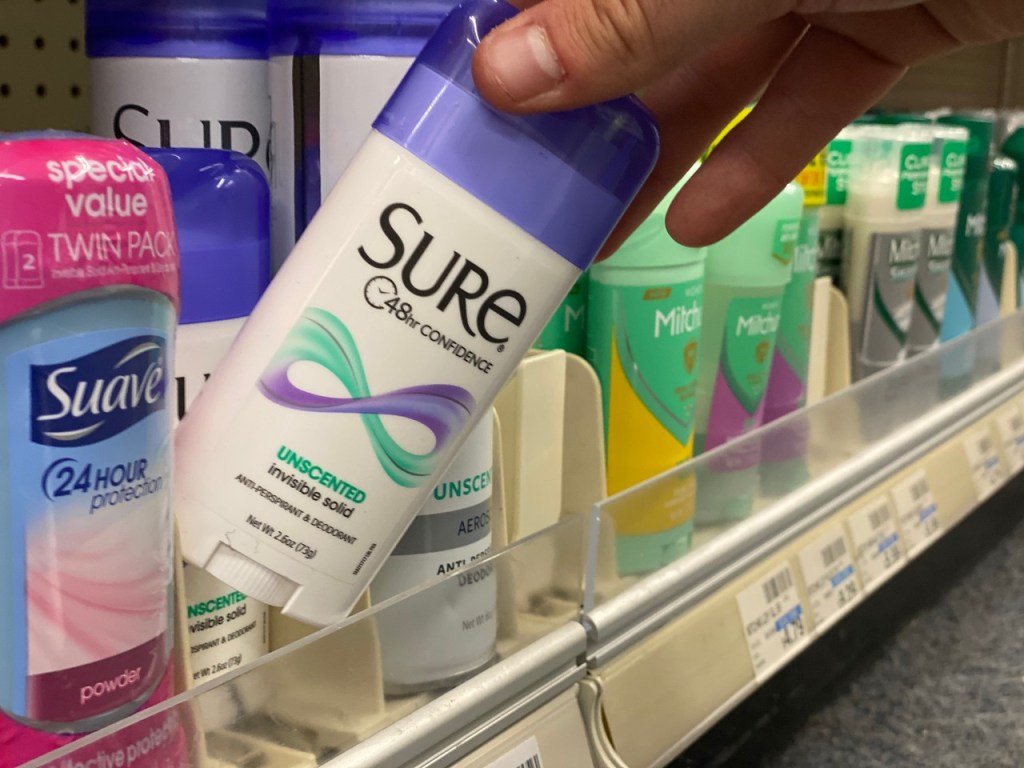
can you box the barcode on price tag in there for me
[763,568,792,601]
[964,428,1004,501]
[483,737,543,768]
[890,470,940,557]
[996,406,1024,474]
[845,497,903,594]
[736,563,809,682]
[797,526,860,632]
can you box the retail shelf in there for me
[581,310,1024,768]
[23,314,1024,768]
[25,514,589,768]
[324,624,587,768]
[441,685,595,768]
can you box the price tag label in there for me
[995,406,1024,475]
[845,497,903,594]
[964,428,1004,502]
[484,737,544,768]
[797,526,860,632]
[890,470,940,557]
[736,563,809,681]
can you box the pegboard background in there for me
[0,0,1021,133]
[0,0,88,133]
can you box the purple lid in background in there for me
[145,148,270,324]
[269,0,457,57]
[87,0,267,60]
[373,0,660,270]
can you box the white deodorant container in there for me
[268,0,455,269]
[144,148,272,712]
[88,0,271,174]
[173,0,659,627]
[372,414,496,693]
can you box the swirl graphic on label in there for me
[259,308,475,487]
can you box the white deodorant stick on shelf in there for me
[173,0,659,628]
[906,125,968,356]
[268,0,456,270]
[843,126,932,381]
[818,127,857,286]
[87,0,271,174]
[144,148,273,715]
[371,415,496,694]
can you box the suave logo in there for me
[31,336,167,447]
[358,203,529,345]
[654,301,701,338]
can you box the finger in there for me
[471,0,787,114]
[667,7,955,247]
[595,15,807,260]
[670,4,964,246]
[805,4,960,63]
[925,0,1024,45]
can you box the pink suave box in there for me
[0,135,185,767]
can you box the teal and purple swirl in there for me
[259,307,475,487]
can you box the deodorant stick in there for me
[174,0,659,627]
[371,415,496,694]
[937,113,994,343]
[0,135,181,767]
[587,181,706,573]
[533,273,589,355]
[906,126,967,355]
[88,0,270,173]
[268,0,455,268]
[977,155,1019,325]
[843,126,931,380]
[145,148,272,702]
[818,128,856,285]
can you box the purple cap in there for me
[269,0,458,57]
[87,0,267,60]
[373,0,660,270]
[145,148,270,324]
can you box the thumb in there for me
[472,0,783,113]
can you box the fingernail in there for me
[486,24,565,103]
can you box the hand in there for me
[472,0,1024,256]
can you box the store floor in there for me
[677,474,1024,767]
